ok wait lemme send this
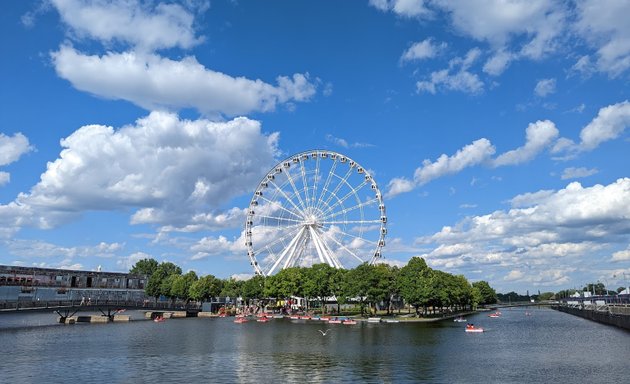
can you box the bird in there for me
[318,329,331,336]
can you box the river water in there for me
[1,307,628,383]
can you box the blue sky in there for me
[1,0,629,294]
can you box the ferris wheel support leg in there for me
[309,226,334,268]
[283,228,308,270]
[268,226,305,275]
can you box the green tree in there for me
[344,263,375,316]
[330,268,348,314]
[241,274,265,306]
[171,271,199,302]
[145,262,182,301]
[190,274,223,303]
[303,264,335,314]
[472,280,497,305]
[130,258,159,276]
[398,257,432,316]
[220,278,243,299]
[274,267,305,300]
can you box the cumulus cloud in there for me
[50,0,203,51]
[6,239,123,260]
[373,0,567,76]
[52,46,316,117]
[401,38,447,63]
[0,112,278,234]
[0,132,33,166]
[415,138,495,184]
[534,78,556,97]
[579,100,630,150]
[418,179,630,288]
[611,248,630,262]
[369,0,432,18]
[416,48,484,94]
[574,0,630,77]
[561,167,598,180]
[492,120,559,167]
[552,101,630,158]
[0,172,9,187]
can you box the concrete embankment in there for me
[553,305,630,331]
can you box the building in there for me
[0,265,148,306]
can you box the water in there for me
[1,307,628,383]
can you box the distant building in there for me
[0,264,148,305]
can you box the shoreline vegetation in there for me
[132,256,500,318]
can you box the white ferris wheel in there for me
[245,150,387,276]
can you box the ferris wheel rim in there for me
[245,149,386,276]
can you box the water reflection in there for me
[1,308,629,383]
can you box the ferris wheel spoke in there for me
[318,228,364,264]
[299,157,311,209]
[320,179,369,217]
[283,165,309,212]
[319,166,354,212]
[321,197,379,222]
[320,224,380,247]
[255,214,304,225]
[315,158,338,211]
[252,224,303,255]
[257,194,304,221]
[311,154,322,211]
[268,178,306,217]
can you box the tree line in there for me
[130,256,498,316]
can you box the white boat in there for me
[454,316,467,322]
[465,326,484,333]
[367,317,382,323]
[384,319,400,323]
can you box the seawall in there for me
[552,305,630,331]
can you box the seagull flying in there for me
[318,329,331,336]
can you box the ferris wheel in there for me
[245,150,387,276]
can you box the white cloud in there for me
[504,270,524,281]
[6,239,123,259]
[561,167,599,180]
[416,48,484,94]
[436,0,565,58]
[534,78,556,97]
[0,112,278,234]
[552,101,630,158]
[116,251,152,272]
[611,248,630,262]
[385,178,415,198]
[50,0,203,51]
[0,172,9,187]
[325,134,374,149]
[0,132,33,166]
[401,38,447,63]
[369,0,432,18]
[579,100,630,151]
[52,46,316,117]
[574,0,630,77]
[414,138,495,185]
[482,50,514,76]
[418,179,630,289]
[492,120,559,167]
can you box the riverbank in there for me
[552,305,630,331]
